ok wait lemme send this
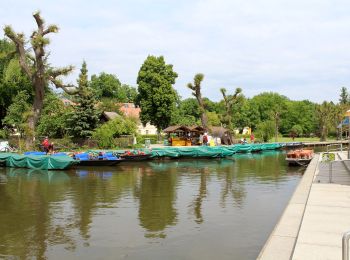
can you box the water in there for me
[0,151,303,260]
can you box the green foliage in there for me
[290,124,303,136]
[136,134,162,145]
[255,120,275,142]
[316,101,335,141]
[339,87,349,105]
[2,90,31,136]
[96,98,122,113]
[207,111,221,126]
[92,117,137,148]
[171,98,200,126]
[90,73,137,102]
[36,93,72,138]
[0,129,7,139]
[0,39,33,124]
[136,55,178,131]
[280,100,317,135]
[67,62,99,139]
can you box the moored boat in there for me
[119,151,152,161]
[73,152,123,166]
[286,149,314,166]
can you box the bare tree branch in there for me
[4,26,33,78]
[49,76,80,95]
[33,11,44,34]
[48,66,74,78]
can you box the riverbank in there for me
[258,151,350,259]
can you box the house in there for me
[118,103,158,135]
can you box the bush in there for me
[256,120,275,142]
[136,134,161,145]
[92,117,137,149]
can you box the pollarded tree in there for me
[4,11,79,146]
[67,62,99,139]
[136,55,178,133]
[187,73,208,130]
[220,87,242,130]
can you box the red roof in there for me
[118,103,140,118]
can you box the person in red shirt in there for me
[42,137,50,153]
[250,133,255,143]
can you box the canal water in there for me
[0,151,303,260]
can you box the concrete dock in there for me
[258,151,350,260]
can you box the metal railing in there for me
[343,231,350,260]
[327,143,343,153]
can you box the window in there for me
[146,130,149,135]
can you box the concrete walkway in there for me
[292,152,350,260]
[258,151,350,260]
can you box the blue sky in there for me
[1,0,350,103]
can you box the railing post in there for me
[329,161,333,183]
[343,231,350,260]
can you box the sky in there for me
[1,0,350,103]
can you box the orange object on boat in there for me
[287,149,314,159]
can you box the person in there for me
[250,133,255,143]
[42,137,50,153]
[203,133,208,146]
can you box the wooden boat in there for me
[120,154,152,161]
[76,159,123,166]
[286,149,314,166]
[73,152,123,166]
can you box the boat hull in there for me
[286,158,312,166]
[77,159,123,166]
[120,154,152,161]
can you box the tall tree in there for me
[4,11,79,146]
[67,62,99,139]
[0,39,33,124]
[316,101,334,141]
[220,87,242,129]
[339,87,349,105]
[187,73,208,130]
[136,55,178,133]
[2,90,31,137]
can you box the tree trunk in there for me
[197,95,208,131]
[26,78,45,149]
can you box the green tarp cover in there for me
[0,153,76,170]
[150,143,282,158]
[88,143,283,159]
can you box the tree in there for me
[207,111,221,126]
[136,55,178,133]
[4,12,79,146]
[0,39,33,125]
[250,92,288,142]
[220,87,242,130]
[280,100,317,136]
[187,73,208,130]
[36,93,72,138]
[339,87,349,105]
[92,117,137,148]
[255,120,275,142]
[67,62,99,139]
[316,101,334,141]
[2,91,31,136]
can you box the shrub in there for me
[256,120,275,142]
[92,117,137,148]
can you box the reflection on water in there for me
[0,151,302,260]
